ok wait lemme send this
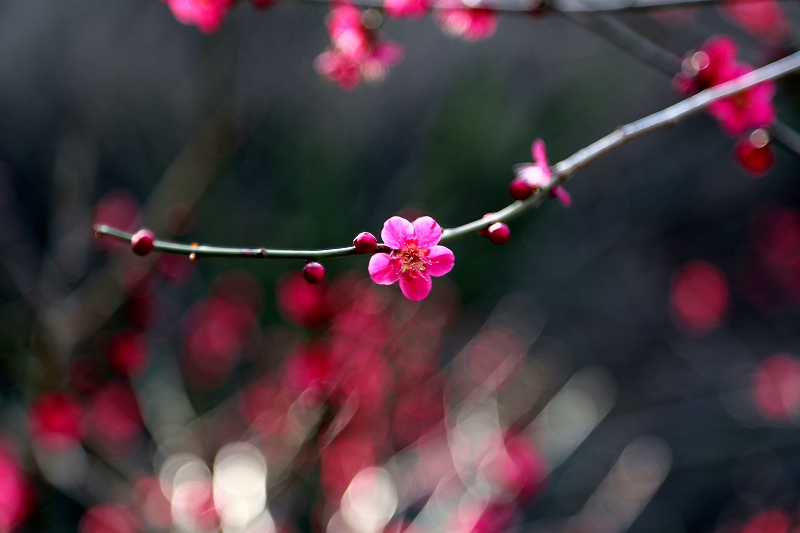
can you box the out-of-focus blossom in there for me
[752,353,800,420]
[80,504,141,533]
[29,392,84,452]
[673,36,738,95]
[384,0,428,18]
[720,0,789,44]
[250,0,276,8]
[315,2,404,90]
[321,435,376,499]
[669,261,729,334]
[157,254,194,284]
[433,4,497,41]
[514,139,571,207]
[708,65,776,137]
[733,129,775,177]
[447,502,516,533]
[741,510,792,533]
[285,343,336,403]
[108,330,150,378]
[181,279,259,388]
[368,216,455,301]
[0,442,34,533]
[87,382,143,451]
[161,0,234,33]
[277,272,333,328]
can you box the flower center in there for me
[397,242,429,275]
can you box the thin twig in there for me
[95,49,800,257]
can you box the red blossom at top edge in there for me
[433,4,497,41]
[721,0,789,44]
[384,0,429,18]
[162,0,234,33]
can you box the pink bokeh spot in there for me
[670,260,729,334]
[515,139,571,207]
[434,5,498,41]
[162,0,233,33]
[368,216,454,301]
[0,442,35,533]
[29,392,84,452]
[721,0,789,44]
[384,0,428,18]
[752,353,800,420]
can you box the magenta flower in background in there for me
[514,139,572,207]
[368,216,455,301]
[315,1,405,90]
[673,36,739,95]
[434,5,497,41]
[162,0,233,33]
[384,0,429,18]
[708,65,776,137]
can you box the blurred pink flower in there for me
[673,36,739,95]
[368,216,455,301]
[277,272,333,327]
[752,353,800,420]
[514,139,571,207]
[708,64,776,137]
[721,0,789,43]
[315,1,404,90]
[669,260,729,334]
[29,392,84,452]
[108,330,150,378]
[384,0,428,18]
[489,432,548,503]
[87,383,143,451]
[433,5,497,41]
[0,443,34,533]
[162,0,233,33]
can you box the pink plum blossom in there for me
[721,0,789,44]
[368,216,455,301]
[384,0,429,18]
[433,5,497,41]
[707,64,776,137]
[514,139,571,207]
[162,0,233,33]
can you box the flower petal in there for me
[532,139,549,172]
[412,216,442,247]
[552,186,572,207]
[368,253,401,285]
[381,216,414,248]
[426,245,454,277]
[400,273,433,301]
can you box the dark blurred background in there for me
[2,1,800,533]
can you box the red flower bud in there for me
[303,262,326,284]
[509,177,534,201]
[733,129,775,177]
[353,232,378,254]
[487,222,510,245]
[130,229,155,256]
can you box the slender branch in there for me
[95,49,800,259]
